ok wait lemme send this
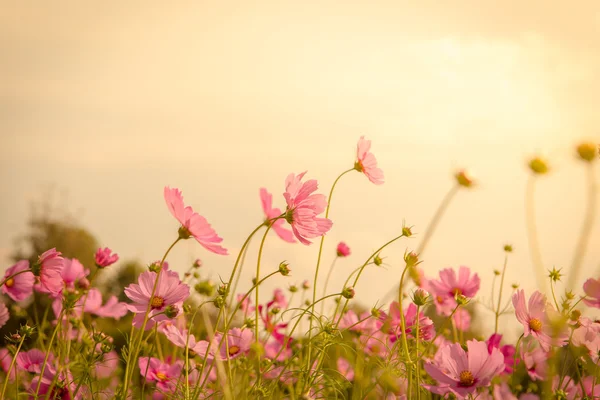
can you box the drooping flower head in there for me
[124,270,190,327]
[164,186,228,255]
[583,277,600,309]
[2,260,35,301]
[283,172,332,245]
[355,136,384,185]
[260,188,295,243]
[95,247,119,268]
[512,289,569,352]
[32,248,64,295]
[336,242,351,257]
[423,340,505,399]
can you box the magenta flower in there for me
[583,277,600,308]
[423,340,505,399]
[30,364,80,400]
[0,302,8,329]
[2,260,35,301]
[214,328,253,360]
[336,242,351,257]
[95,247,119,268]
[34,248,64,295]
[283,172,332,245]
[17,349,51,373]
[428,266,480,308]
[124,270,190,326]
[486,334,518,374]
[384,302,434,341]
[512,289,568,352]
[355,136,384,185]
[260,188,295,243]
[138,357,183,392]
[164,186,228,255]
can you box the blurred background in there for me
[1,1,599,337]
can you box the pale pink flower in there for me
[58,258,89,292]
[552,376,578,400]
[583,277,600,308]
[384,302,434,341]
[2,260,35,301]
[34,248,64,295]
[260,188,295,243]
[236,293,254,314]
[17,349,52,373]
[452,308,471,332]
[423,340,505,399]
[355,136,384,185]
[486,334,518,374]
[572,317,600,362]
[521,339,548,381]
[336,242,351,257]
[214,328,253,360]
[264,337,292,362]
[163,324,210,357]
[428,266,480,313]
[164,186,228,255]
[337,357,354,381]
[512,289,568,352]
[124,270,190,326]
[0,302,8,328]
[93,350,119,379]
[83,288,128,319]
[582,376,600,399]
[95,247,119,268]
[492,383,518,400]
[138,357,183,392]
[339,310,380,334]
[0,348,16,380]
[283,172,332,245]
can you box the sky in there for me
[1,1,599,336]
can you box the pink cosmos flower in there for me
[94,350,119,379]
[164,186,228,255]
[259,300,288,342]
[336,242,351,257]
[337,358,354,381]
[30,364,81,400]
[95,247,119,268]
[0,348,16,381]
[0,302,8,328]
[428,267,480,315]
[236,293,254,315]
[355,136,384,185]
[260,188,295,243]
[512,289,568,352]
[2,260,35,301]
[214,328,253,360]
[582,376,600,399]
[138,357,183,392]
[520,339,548,381]
[17,349,52,373]
[572,317,600,363]
[453,308,471,332]
[34,248,64,295]
[124,270,190,326]
[339,310,380,334]
[486,334,518,374]
[384,302,434,341]
[83,289,128,319]
[163,324,210,357]
[423,340,505,399]
[282,172,333,245]
[58,258,89,292]
[583,277,600,308]
[552,376,578,400]
[264,337,292,362]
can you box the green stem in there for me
[254,224,273,347]
[398,262,413,365]
[567,165,597,290]
[494,254,509,333]
[0,333,26,398]
[35,308,64,396]
[415,305,421,400]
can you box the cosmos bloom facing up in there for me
[164,186,228,255]
[355,136,384,185]
[283,172,332,245]
[259,188,295,243]
[2,260,35,301]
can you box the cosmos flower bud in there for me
[336,242,351,257]
[412,288,430,306]
[213,296,225,309]
[455,294,469,306]
[402,225,413,237]
[455,169,475,188]
[342,286,355,299]
[570,309,581,322]
[148,262,162,273]
[493,270,501,276]
[101,342,113,354]
[19,324,35,338]
[528,156,550,175]
[404,251,420,268]
[548,267,563,282]
[288,285,298,293]
[302,280,310,290]
[371,307,381,318]
[576,142,597,162]
[217,284,228,296]
[373,254,383,266]
[194,281,215,297]
[164,305,180,319]
[193,258,203,269]
[512,283,519,289]
[271,307,280,315]
[278,261,291,276]
[244,318,255,329]
[77,277,90,290]
[504,244,513,252]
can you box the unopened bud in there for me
[288,285,298,293]
[213,296,225,309]
[404,251,420,268]
[373,254,383,266]
[217,284,228,296]
[570,310,581,322]
[302,280,310,290]
[576,142,597,162]
[19,324,35,338]
[371,308,381,318]
[548,267,563,282]
[271,307,280,315]
[77,277,90,290]
[278,261,291,276]
[504,244,513,253]
[402,225,413,237]
[528,156,550,175]
[164,305,180,319]
[412,288,430,306]
[511,283,519,289]
[193,258,203,269]
[194,281,215,297]
[342,287,355,300]
[493,270,501,276]
[455,169,475,188]
[100,342,113,354]
[455,294,469,306]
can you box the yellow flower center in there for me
[156,372,168,381]
[5,278,14,288]
[228,345,240,356]
[452,288,463,296]
[150,296,164,309]
[529,318,543,332]
[459,370,474,387]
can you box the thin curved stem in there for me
[525,175,547,293]
[35,308,64,396]
[0,333,25,398]
[0,269,31,287]
[494,254,509,333]
[253,223,273,387]
[567,165,597,290]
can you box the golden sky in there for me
[1,1,599,333]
